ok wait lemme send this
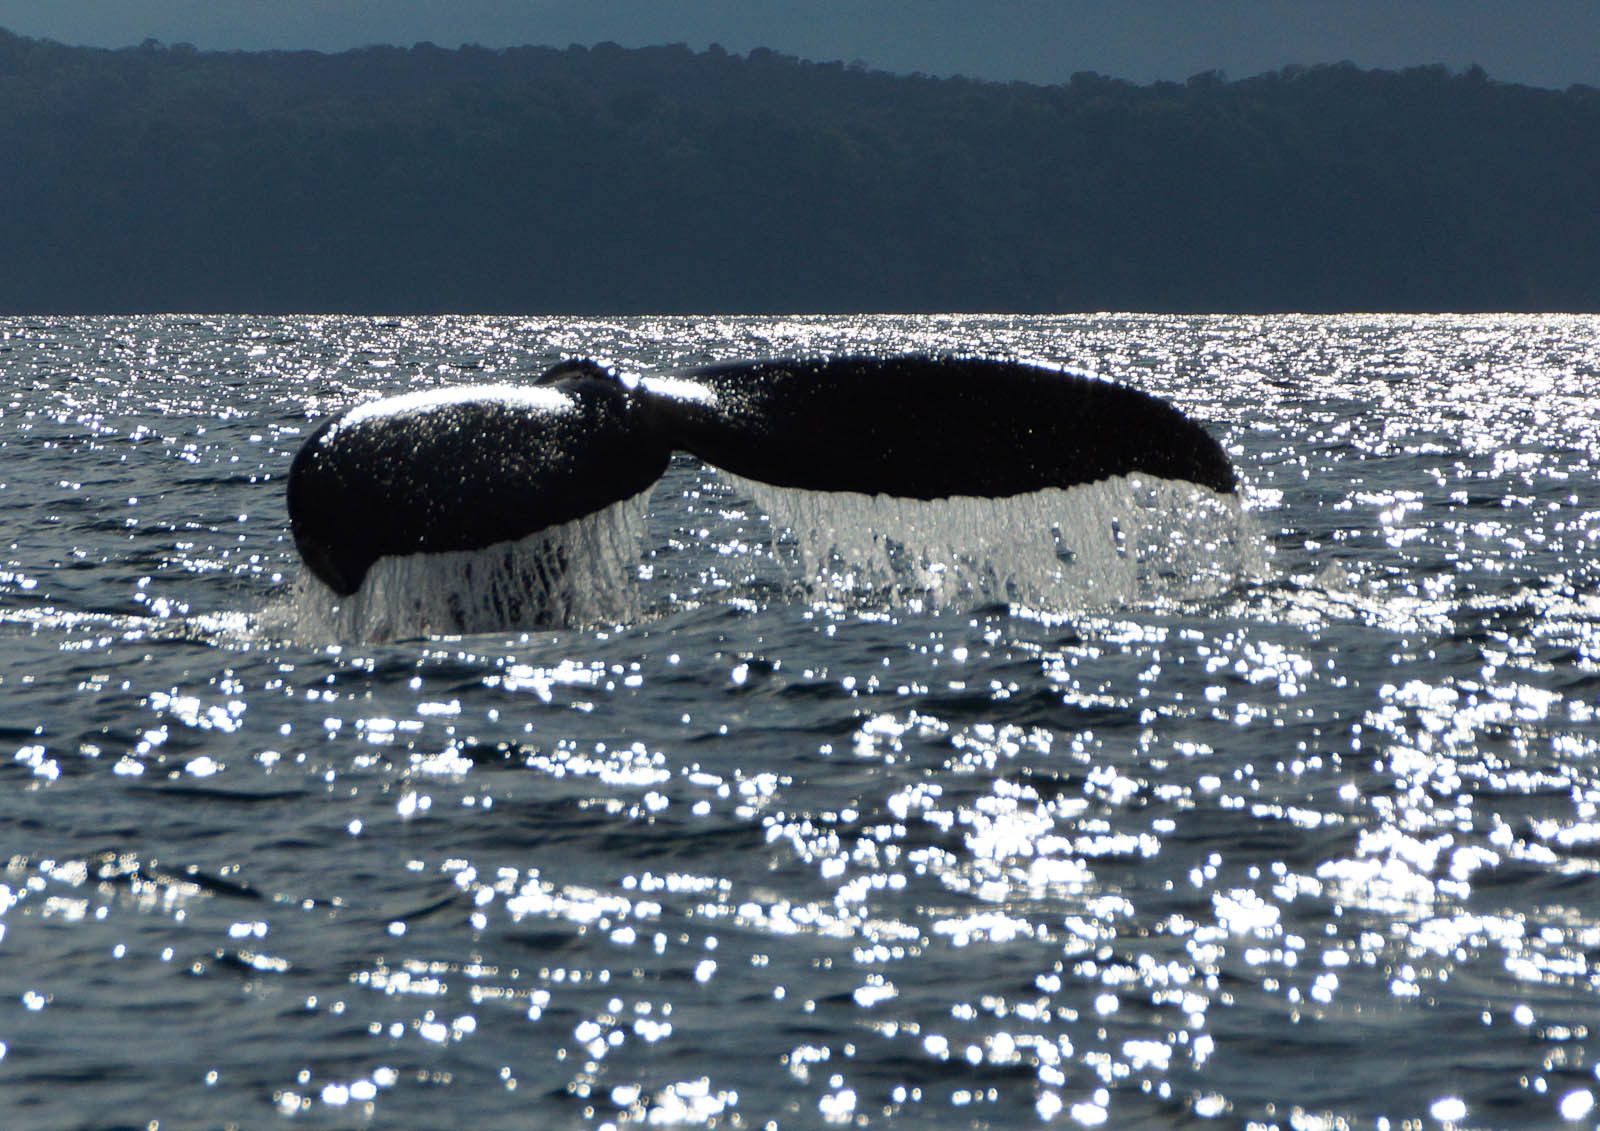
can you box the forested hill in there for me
[3,29,1599,314]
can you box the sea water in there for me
[1,313,1598,1129]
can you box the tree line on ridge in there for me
[1,28,1597,313]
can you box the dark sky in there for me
[1,0,1596,89]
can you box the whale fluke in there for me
[640,356,1237,499]
[287,361,670,596]
[287,355,1236,601]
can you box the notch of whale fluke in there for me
[286,354,1237,601]
[287,361,670,596]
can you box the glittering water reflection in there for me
[2,314,1600,1127]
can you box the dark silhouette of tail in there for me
[288,355,1236,597]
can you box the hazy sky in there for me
[1,1,1596,89]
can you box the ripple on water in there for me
[0,314,1599,1127]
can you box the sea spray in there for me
[281,472,1259,641]
[284,491,652,642]
[727,472,1265,611]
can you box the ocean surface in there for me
[2,313,1598,1130]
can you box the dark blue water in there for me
[2,314,1599,1129]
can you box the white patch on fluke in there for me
[330,383,573,433]
[635,375,719,406]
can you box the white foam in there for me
[282,490,651,643]
[724,472,1264,612]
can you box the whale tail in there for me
[639,356,1237,498]
[287,363,670,597]
[287,354,1238,607]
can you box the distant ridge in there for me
[1,28,1597,314]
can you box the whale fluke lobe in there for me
[642,356,1238,499]
[287,354,1237,603]
[288,363,670,596]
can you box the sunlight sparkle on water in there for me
[3,315,1600,1126]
